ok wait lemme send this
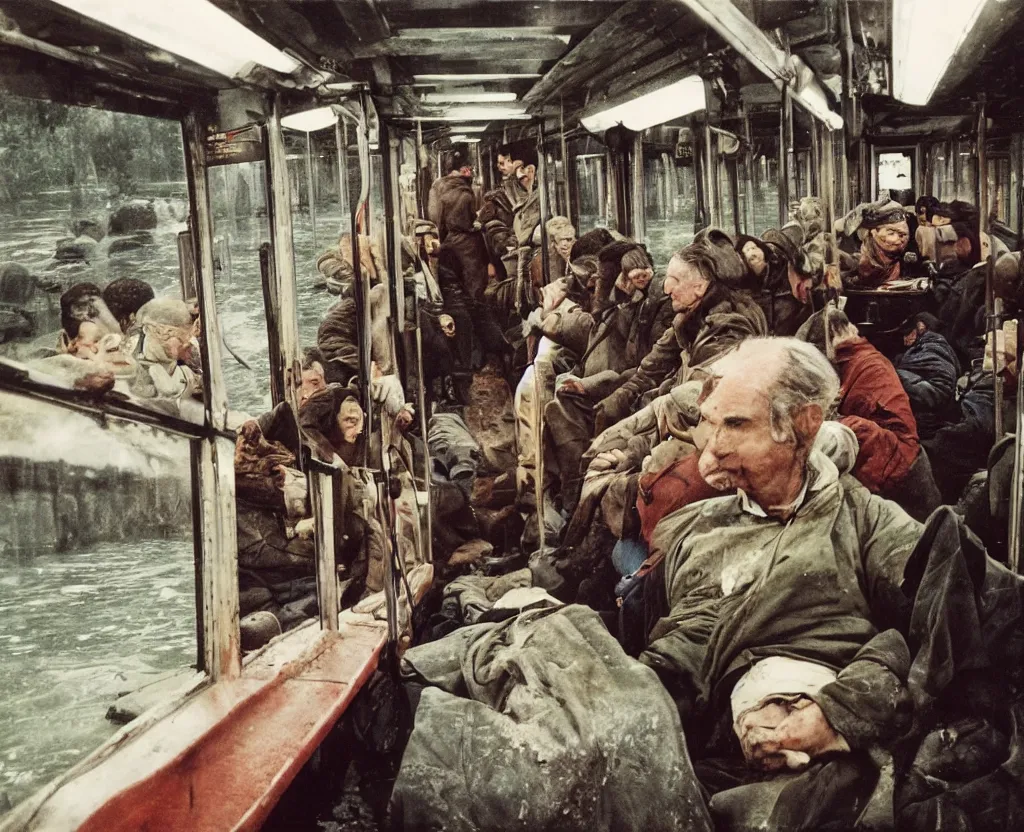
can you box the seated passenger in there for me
[528,216,575,290]
[797,307,941,520]
[641,337,922,830]
[894,312,960,440]
[839,201,911,289]
[518,242,671,547]
[57,281,122,352]
[131,297,203,408]
[234,418,317,640]
[101,277,154,334]
[595,230,766,432]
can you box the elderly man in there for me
[641,336,923,829]
[596,230,766,432]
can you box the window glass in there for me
[0,95,204,424]
[749,130,781,233]
[207,160,272,416]
[878,150,914,204]
[642,130,697,269]
[0,391,196,810]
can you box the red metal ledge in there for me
[2,621,387,832]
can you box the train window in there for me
[877,150,914,203]
[575,153,613,232]
[987,154,1011,224]
[0,95,206,426]
[0,392,197,811]
[642,130,697,267]
[206,160,273,416]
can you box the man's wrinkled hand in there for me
[589,449,629,474]
[558,379,586,396]
[743,699,848,771]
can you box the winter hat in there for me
[546,216,575,241]
[688,227,747,287]
[861,202,908,229]
[796,305,853,361]
[414,219,438,237]
[137,296,193,329]
[570,228,617,260]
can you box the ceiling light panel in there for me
[52,0,300,78]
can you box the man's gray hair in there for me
[758,337,841,443]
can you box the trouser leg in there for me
[546,391,596,517]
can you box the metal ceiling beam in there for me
[381,0,622,32]
[351,28,570,60]
[331,0,391,46]
[675,0,843,129]
[521,0,681,110]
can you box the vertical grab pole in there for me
[336,118,349,223]
[632,132,646,243]
[534,121,552,555]
[979,97,1004,439]
[351,92,373,467]
[560,98,571,218]
[266,95,302,417]
[781,85,794,220]
[310,465,339,630]
[306,131,318,253]
[1009,258,1024,572]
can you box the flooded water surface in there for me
[0,539,195,808]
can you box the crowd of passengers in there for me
[16,140,1024,829]
[379,143,1024,832]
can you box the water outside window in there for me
[0,95,206,423]
[642,141,697,270]
[0,393,195,811]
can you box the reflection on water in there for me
[0,539,196,808]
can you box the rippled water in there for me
[0,539,196,809]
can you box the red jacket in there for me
[834,337,920,494]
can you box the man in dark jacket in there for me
[894,312,959,440]
[596,230,767,431]
[516,242,671,549]
[427,146,489,302]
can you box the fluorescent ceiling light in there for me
[281,107,338,132]
[449,125,489,133]
[581,75,706,134]
[449,135,482,143]
[52,0,300,78]
[413,73,541,82]
[423,92,518,104]
[892,0,987,106]
[418,107,530,121]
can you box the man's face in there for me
[554,234,576,262]
[497,154,517,177]
[917,208,931,227]
[741,241,767,277]
[787,263,813,305]
[932,213,952,228]
[663,257,708,313]
[516,164,536,192]
[696,370,798,503]
[903,322,925,348]
[336,400,364,444]
[299,364,326,408]
[871,222,910,256]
